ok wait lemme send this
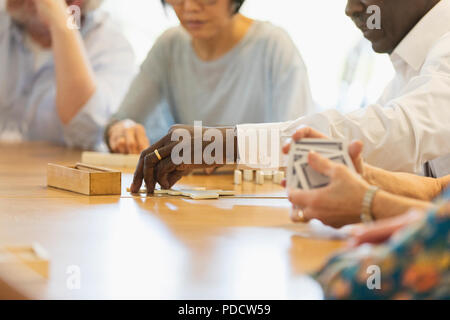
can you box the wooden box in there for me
[0,244,49,279]
[81,151,140,168]
[47,163,121,196]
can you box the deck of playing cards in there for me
[287,139,356,190]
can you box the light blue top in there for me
[0,11,136,149]
[111,21,315,142]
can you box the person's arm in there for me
[236,37,450,174]
[30,4,136,150]
[35,0,96,125]
[363,165,448,201]
[287,151,433,228]
[439,175,450,189]
[349,210,426,247]
[105,30,171,154]
[130,125,238,193]
[283,127,447,202]
[371,189,432,220]
[105,62,162,154]
[315,204,449,300]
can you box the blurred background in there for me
[0,0,395,113]
[100,0,395,113]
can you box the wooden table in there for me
[0,143,345,299]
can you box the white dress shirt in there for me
[236,0,450,175]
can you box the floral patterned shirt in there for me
[315,188,450,300]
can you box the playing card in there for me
[287,151,307,189]
[297,153,356,190]
[294,159,308,189]
[292,145,341,156]
[293,138,347,153]
[287,138,356,191]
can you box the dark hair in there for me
[161,0,245,14]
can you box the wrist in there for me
[49,11,74,36]
[105,120,120,150]
[362,163,375,184]
[371,189,399,221]
[49,21,71,36]
[436,177,446,198]
[360,184,379,224]
[372,189,395,221]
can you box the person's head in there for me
[161,0,245,40]
[345,0,441,54]
[7,0,103,45]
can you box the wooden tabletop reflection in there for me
[0,142,345,299]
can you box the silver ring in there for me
[291,206,306,223]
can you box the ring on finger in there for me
[154,149,162,161]
[291,206,306,223]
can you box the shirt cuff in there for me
[62,89,109,150]
[236,121,296,169]
[235,111,345,169]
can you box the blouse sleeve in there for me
[107,32,171,133]
[267,27,315,121]
[314,200,450,300]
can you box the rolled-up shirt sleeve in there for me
[62,84,112,149]
[0,12,136,149]
[60,24,136,150]
[236,121,295,169]
[106,31,169,140]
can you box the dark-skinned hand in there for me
[130,125,236,194]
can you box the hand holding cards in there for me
[287,139,356,190]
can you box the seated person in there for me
[130,0,450,193]
[128,121,449,223]
[314,190,449,300]
[105,0,314,155]
[0,0,135,149]
[197,0,450,176]
[283,127,450,227]
[132,123,450,300]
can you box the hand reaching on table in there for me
[348,210,426,246]
[108,119,150,155]
[130,125,236,194]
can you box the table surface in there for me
[0,142,346,299]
